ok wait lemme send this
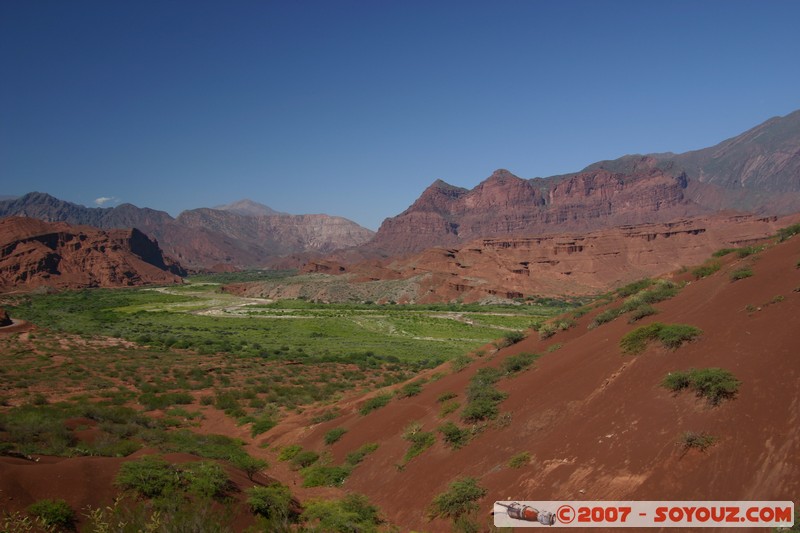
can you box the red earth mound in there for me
[261,231,800,531]
[0,217,185,292]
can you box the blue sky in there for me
[2,1,799,230]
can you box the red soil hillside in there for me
[261,230,800,531]
[0,217,185,291]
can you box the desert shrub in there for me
[250,413,277,437]
[661,368,740,405]
[546,343,562,352]
[554,318,576,331]
[359,393,392,415]
[437,392,457,403]
[138,392,193,411]
[344,442,378,466]
[311,409,341,424]
[589,307,621,328]
[428,477,487,522]
[497,331,525,348]
[278,444,303,461]
[157,430,250,463]
[439,400,460,418]
[115,455,179,498]
[247,483,296,522]
[777,222,800,241]
[537,323,556,340]
[712,248,737,257]
[508,451,530,468]
[183,460,229,499]
[402,422,435,462]
[324,427,347,445]
[450,355,473,373]
[27,499,75,529]
[301,493,381,532]
[620,323,702,354]
[462,368,507,422]
[230,454,268,481]
[290,450,320,470]
[438,422,471,449]
[736,245,763,258]
[627,304,657,323]
[301,464,352,487]
[680,431,717,452]
[616,278,654,297]
[213,391,245,418]
[731,267,753,281]
[397,380,424,398]
[501,352,539,375]
[692,261,721,279]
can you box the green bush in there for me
[183,460,229,499]
[324,427,347,445]
[250,413,277,437]
[589,307,621,329]
[437,392,457,403]
[736,245,763,258]
[301,493,381,532]
[680,431,717,452]
[247,483,295,522]
[428,477,487,521]
[730,267,753,281]
[438,400,460,418]
[230,454,268,481]
[138,392,193,411]
[397,380,424,398]
[290,450,320,470]
[508,451,530,468]
[777,223,800,241]
[27,499,75,529]
[438,422,471,449]
[627,304,657,323]
[359,393,392,415]
[712,248,737,257]
[537,323,556,340]
[692,262,721,279]
[661,368,740,405]
[616,278,654,297]
[301,464,352,487]
[402,423,435,462]
[344,443,379,466]
[497,331,525,348]
[462,368,507,422]
[115,455,179,498]
[450,355,473,373]
[278,444,302,461]
[620,323,702,354]
[501,352,539,375]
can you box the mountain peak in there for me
[214,199,284,217]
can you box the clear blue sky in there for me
[2,1,799,230]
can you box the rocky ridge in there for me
[0,217,185,291]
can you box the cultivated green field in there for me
[7,279,575,366]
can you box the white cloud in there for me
[94,196,119,206]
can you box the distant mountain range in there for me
[1,109,799,268]
[0,195,374,270]
[370,109,800,254]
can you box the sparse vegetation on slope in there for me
[620,323,702,354]
[662,368,740,405]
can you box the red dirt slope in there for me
[264,232,800,531]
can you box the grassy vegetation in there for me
[692,261,721,279]
[27,499,75,530]
[501,352,540,375]
[8,287,570,367]
[588,280,680,329]
[462,368,507,423]
[777,223,800,242]
[620,323,702,354]
[731,267,754,281]
[680,431,717,452]
[324,427,347,445]
[301,493,382,532]
[428,477,487,529]
[401,422,436,463]
[662,368,740,405]
[508,451,531,468]
[358,393,392,415]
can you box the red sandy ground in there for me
[2,234,798,532]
